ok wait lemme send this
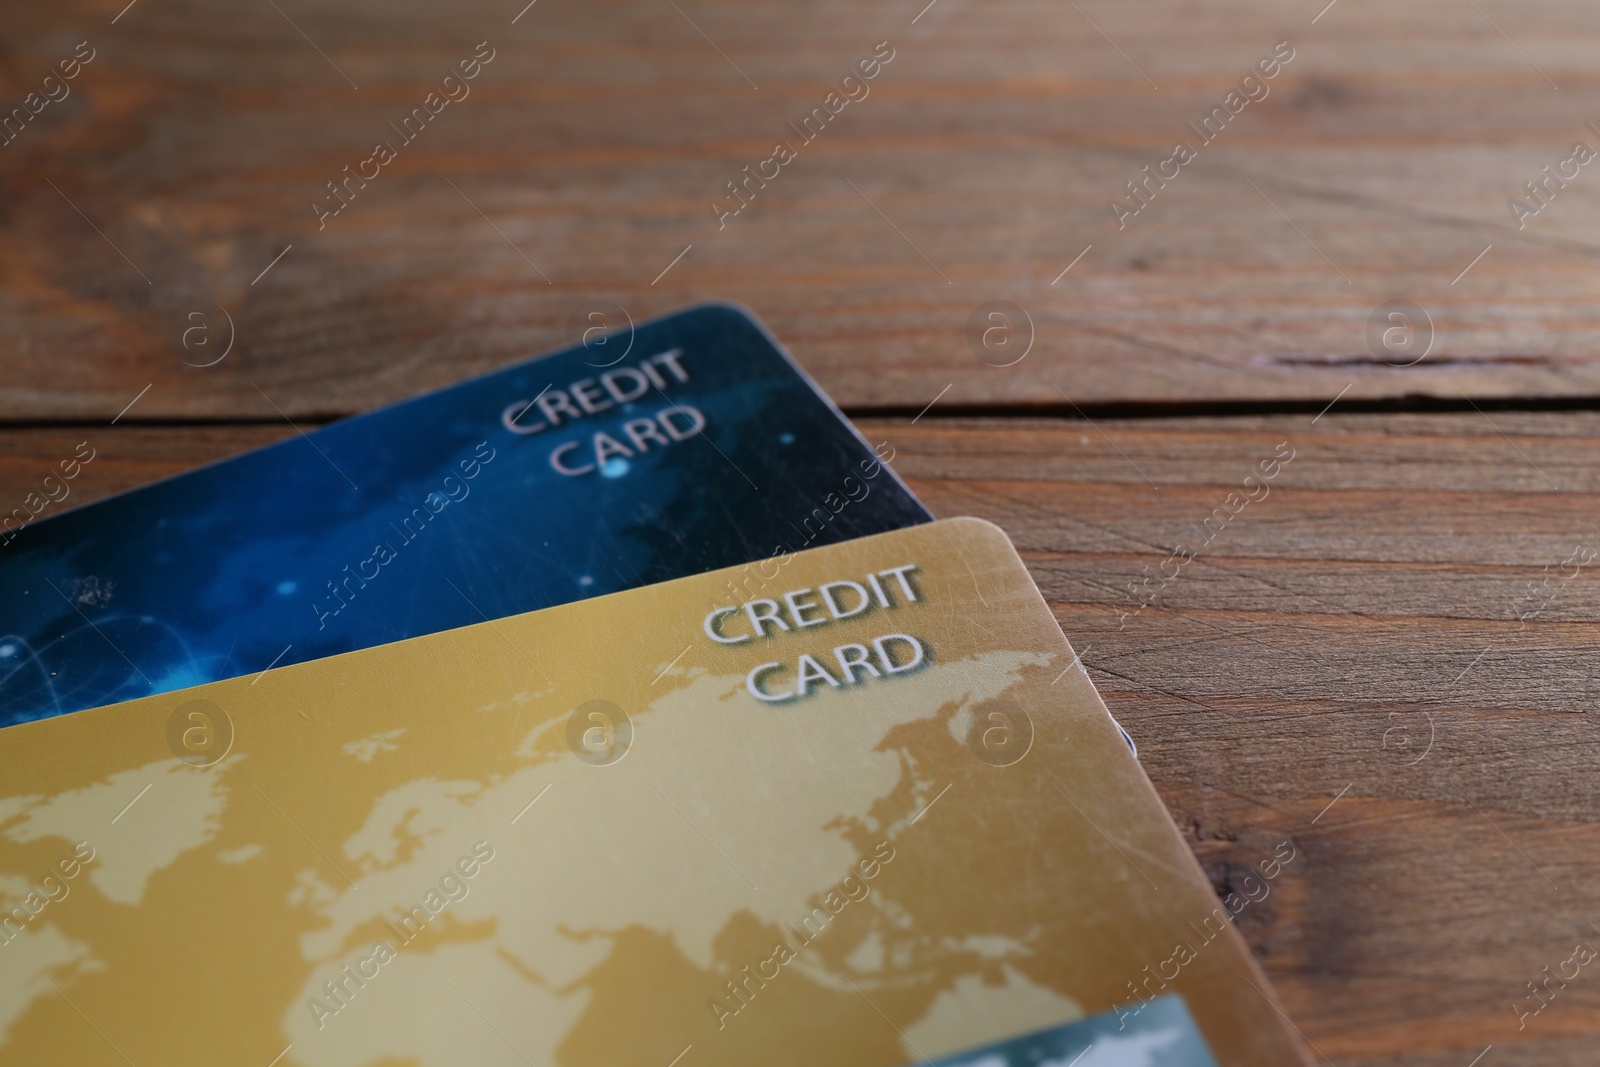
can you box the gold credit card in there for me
[0,517,1307,1066]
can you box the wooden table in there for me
[4,0,1598,1062]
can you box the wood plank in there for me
[880,411,1600,1067]
[3,0,1600,417]
[4,411,1598,1063]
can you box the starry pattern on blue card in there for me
[0,303,929,725]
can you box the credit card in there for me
[0,517,1306,1066]
[916,997,1218,1066]
[0,303,929,725]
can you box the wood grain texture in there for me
[885,412,1600,1067]
[3,0,1600,417]
[4,412,1598,1064]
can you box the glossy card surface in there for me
[0,303,928,724]
[0,518,1305,1066]
[914,996,1220,1066]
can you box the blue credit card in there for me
[916,996,1219,1067]
[0,303,930,725]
